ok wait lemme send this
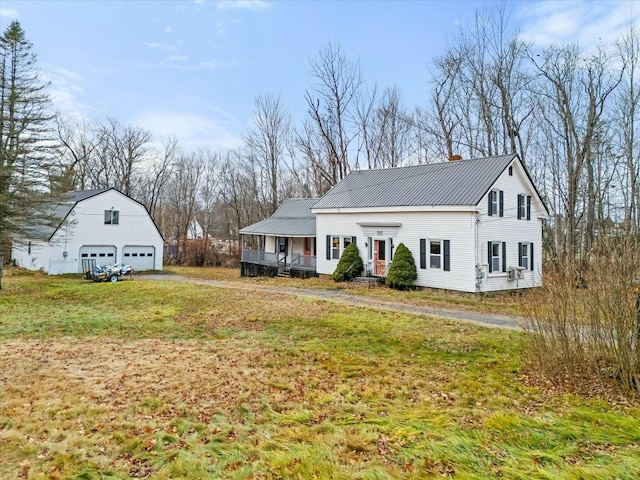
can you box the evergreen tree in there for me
[0,20,56,288]
[386,243,417,290]
[332,242,363,282]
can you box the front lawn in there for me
[0,269,638,479]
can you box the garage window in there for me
[104,210,119,225]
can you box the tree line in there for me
[3,4,640,274]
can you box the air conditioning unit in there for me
[515,266,525,279]
[507,267,516,281]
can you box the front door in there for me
[374,239,386,276]
[303,237,312,266]
[277,237,288,266]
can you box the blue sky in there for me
[1,0,638,152]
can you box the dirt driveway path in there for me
[141,274,523,331]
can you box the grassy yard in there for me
[1,268,639,479]
[166,266,523,315]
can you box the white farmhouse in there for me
[312,154,547,292]
[241,154,548,292]
[11,188,163,274]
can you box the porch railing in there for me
[241,250,278,265]
[242,250,316,270]
[290,254,316,270]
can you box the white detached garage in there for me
[11,188,164,275]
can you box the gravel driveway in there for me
[140,273,523,331]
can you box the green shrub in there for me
[332,243,363,282]
[386,243,417,290]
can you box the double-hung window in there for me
[518,242,534,270]
[420,239,450,271]
[488,241,506,273]
[517,194,532,220]
[326,235,357,260]
[104,210,119,225]
[488,190,504,217]
[331,236,340,259]
[430,241,441,269]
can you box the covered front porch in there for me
[238,198,319,278]
[240,235,317,278]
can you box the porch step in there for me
[278,270,291,278]
[351,276,384,286]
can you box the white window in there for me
[490,242,502,273]
[519,242,533,270]
[517,194,532,220]
[104,210,119,225]
[343,237,352,249]
[332,236,340,259]
[430,240,442,269]
[488,189,503,217]
[489,191,498,216]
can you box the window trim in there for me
[488,189,504,217]
[326,234,356,260]
[420,238,450,271]
[104,209,119,225]
[429,240,442,270]
[488,241,506,274]
[518,241,534,271]
[331,235,340,260]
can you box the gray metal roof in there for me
[239,198,318,237]
[23,188,113,241]
[239,218,316,237]
[66,188,109,202]
[312,154,518,210]
[271,198,318,218]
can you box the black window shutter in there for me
[501,242,506,272]
[527,196,531,220]
[420,239,426,269]
[530,243,534,271]
[499,190,504,217]
[443,240,450,271]
[488,193,493,216]
[488,241,493,273]
[517,195,523,219]
[352,236,357,245]
[518,242,523,267]
[326,235,331,260]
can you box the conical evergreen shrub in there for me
[386,243,417,290]
[332,242,363,282]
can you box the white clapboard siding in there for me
[476,160,544,292]
[12,189,163,275]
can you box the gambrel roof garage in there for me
[11,188,164,275]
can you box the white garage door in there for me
[79,245,117,271]
[122,246,155,271]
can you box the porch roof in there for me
[239,217,316,237]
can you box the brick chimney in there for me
[448,154,462,161]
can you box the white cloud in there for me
[518,0,640,48]
[134,111,242,151]
[42,67,89,119]
[164,26,174,34]
[0,7,18,18]
[216,0,270,11]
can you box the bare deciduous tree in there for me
[303,41,363,188]
[244,94,291,214]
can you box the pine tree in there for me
[386,243,417,290]
[0,20,56,288]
